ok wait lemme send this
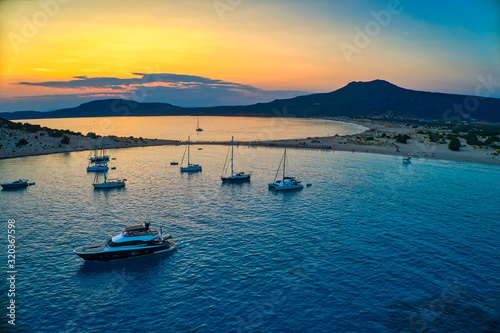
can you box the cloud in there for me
[0,73,308,112]
[18,73,262,92]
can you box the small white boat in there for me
[196,118,203,132]
[221,137,250,183]
[268,147,303,191]
[92,172,126,189]
[180,136,202,172]
[274,178,304,191]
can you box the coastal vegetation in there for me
[61,135,71,145]
[0,118,83,138]
[448,136,461,151]
[1,116,499,163]
[16,138,29,147]
[0,117,178,159]
[395,134,411,144]
[374,118,500,151]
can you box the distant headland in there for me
[2,80,500,123]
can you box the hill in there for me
[2,80,499,122]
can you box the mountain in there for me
[2,80,500,122]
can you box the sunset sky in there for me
[0,0,499,112]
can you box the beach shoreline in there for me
[1,119,499,166]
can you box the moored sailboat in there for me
[87,142,110,172]
[88,142,110,162]
[221,136,250,183]
[92,171,126,189]
[268,146,304,191]
[180,136,202,172]
[196,118,203,132]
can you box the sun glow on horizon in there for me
[0,0,499,111]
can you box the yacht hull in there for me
[273,184,304,191]
[180,166,202,172]
[221,175,250,183]
[87,166,109,172]
[74,243,176,261]
[1,182,29,189]
[93,183,126,189]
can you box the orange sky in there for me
[1,0,499,111]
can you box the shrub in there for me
[428,132,440,143]
[61,135,70,145]
[396,134,410,144]
[47,129,63,138]
[23,123,42,133]
[16,138,29,147]
[484,136,500,146]
[465,133,482,146]
[448,136,461,151]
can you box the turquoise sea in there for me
[1,144,499,332]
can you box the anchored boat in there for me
[180,136,202,172]
[88,142,110,162]
[1,179,30,190]
[73,222,177,261]
[268,146,304,191]
[195,118,203,132]
[221,136,250,183]
[92,172,126,189]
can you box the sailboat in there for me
[87,142,109,172]
[92,171,126,189]
[180,136,202,172]
[88,142,110,162]
[196,118,203,132]
[221,137,250,183]
[268,146,303,191]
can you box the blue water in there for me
[1,146,499,333]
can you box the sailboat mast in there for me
[283,146,286,181]
[187,136,190,165]
[231,136,234,176]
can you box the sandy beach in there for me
[269,119,500,166]
[1,119,499,165]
